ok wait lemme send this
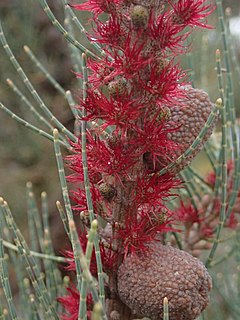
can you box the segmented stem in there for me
[53,129,74,223]
[0,22,76,143]
[68,220,100,304]
[163,297,169,320]
[0,199,59,319]
[41,192,61,303]
[81,53,105,310]
[38,0,99,60]
[56,201,71,240]
[24,46,66,96]
[61,0,104,56]
[216,0,240,223]
[206,99,227,266]
[0,102,68,148]
[2,240,69,263]
[6,79,53,131]
[0,207,18,320]
[79,220,98,319]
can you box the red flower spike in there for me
[62,1,217,318]
[174,200,202,226]
[139,61,187,103]
[170,0,216,29]
[58,285,93,320]
[93,14,127,47]
[71,0,120,16]
[132,173,181,209]
[81,90,145,128]
[148,11,190,54]
[117,210,175,257]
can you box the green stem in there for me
[0,21,76,143]
[38,0,99,60]
[206,78,227,267]
[81,53,105,311]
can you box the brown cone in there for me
[166,86,217,173]
[117,242,212,320]
[144,86,217,174]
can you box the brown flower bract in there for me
[117,242,212,320]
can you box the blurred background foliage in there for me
[0,0,240,318]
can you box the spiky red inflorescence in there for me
[68,0,217,264]
[116,210,175,257]
[169,0,216,29]
[147,10,190,54]
[58,285,93,320]
[61,0,216,318]
[70,0,120,16]
[80,90,145,128]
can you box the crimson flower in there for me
[148,11,190,54]
[116,211,174,257]
[132,173,180,209]
[81,89,145,128]
[58,285,93,320]
[170,0,216,29]
[70,0,120,16]
[174,200,202,225]
[92,13,127,47]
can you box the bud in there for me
[99,183,116,201]
[108,78,128,99]
[130,5,149,29]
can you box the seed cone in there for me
[166,86,217,172]
[144,86,217,174]
[117,242,212,320]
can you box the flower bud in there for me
[130,5,149,29]
[99,183,116,201]
[108,78,128,99]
